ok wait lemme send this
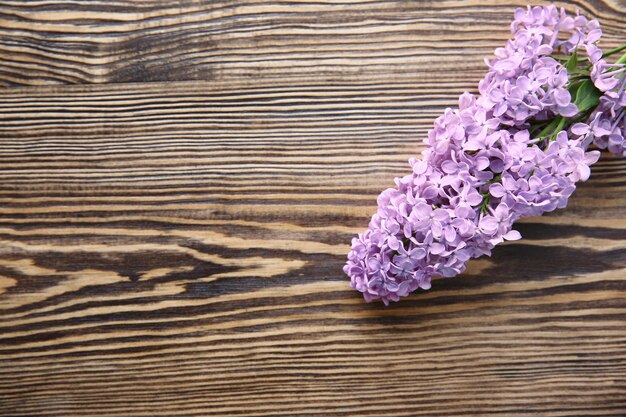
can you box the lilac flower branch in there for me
[345,5,626,305]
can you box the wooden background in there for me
[1,1,625,416]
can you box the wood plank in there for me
[0,0,624,87]
[1,80,626,416]
[1,0,626,415]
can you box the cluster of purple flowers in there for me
[571,43,626,155]
[344,5,626,305]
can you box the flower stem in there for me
[616,50,626,65]
[603,44,626,59]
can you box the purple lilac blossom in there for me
[344,4,617,305]
[570,45,626,156]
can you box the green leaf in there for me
[569,68,590,76]
[568,79,584,97]
[528,119,550,136]
[573,79,602,114]
[566,49,578,73]
[550,117,567,141]
[536,116,563,139]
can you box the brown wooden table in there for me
[1,1,625,416]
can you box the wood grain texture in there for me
[0,0,625,87]
[1,1,626,416]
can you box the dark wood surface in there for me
[1,1,626,416]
